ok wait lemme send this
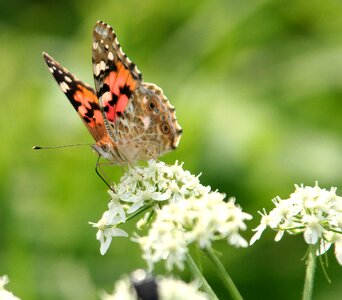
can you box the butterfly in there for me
[43,20,182,165]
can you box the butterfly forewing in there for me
[92,21,142,124]
[43,52,107,142]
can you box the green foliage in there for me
[1,0,342,299]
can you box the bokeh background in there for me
[1,0,342,299]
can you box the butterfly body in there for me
[44,21,182,165]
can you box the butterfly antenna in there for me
[32,143,92,150]
[95,155,114,191]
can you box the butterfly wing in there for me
[43,52,107,142]
[92,20,142,124]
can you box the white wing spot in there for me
[94,64,100,76]
[134,66,140,74]
[108,52,114,60]
[102,91,111,102]
[94,60,106,76]
[48,67,54,73]
[93,42,98,50]
[59,82,70,93]
[100,60,106,70]
[125,55,132,63]
[64,76,72,83]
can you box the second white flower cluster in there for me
[251,182,342,265]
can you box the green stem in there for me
[302,245,317,300]
[125,203,155,222]
[186,253,219,300]
[204,247,243,300]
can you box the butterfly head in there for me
[91,141,114,161]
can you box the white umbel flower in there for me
[158,278,208,300]
[101,272,208,300]
[250,182,342,265]
[139,195,251,270]
[101,278,134,300]
[91,160,251,267]
[0,275,21,300]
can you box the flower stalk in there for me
[302,245,317,300]
[186,253,219,300]
[204,247,243,300]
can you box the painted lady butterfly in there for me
[43,20,182,165]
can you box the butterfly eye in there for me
[161,122,170,134]
[102,143,110,153]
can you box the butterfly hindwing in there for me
[43,52,107,142]
[92,21,142,124]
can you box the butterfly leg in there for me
[95,155,115,191]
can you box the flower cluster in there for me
[139,194,251,270]
[250,182,342,264]
[101,271,208,300]
[0,276,21,300]
[91,160,251,270]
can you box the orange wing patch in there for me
[101,61,138,123]
[74,85,103,128]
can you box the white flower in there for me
[0,275,21,300]
[318,231,342,265]
[334,237,342,265]
[125,186,171,214]
[139,219,188,271]
[91,160,251,264]
[90,212,128,255]
[0,276,9,290]
[138,194,251,270]
[251,182,342,265]
[250,210,276,245]
[107,190,127,222]
[158,277,208,300]
[100,277,133,300]
[302,214,324,244]
[101,272,208,300]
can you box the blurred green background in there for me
[1,0,342,299]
